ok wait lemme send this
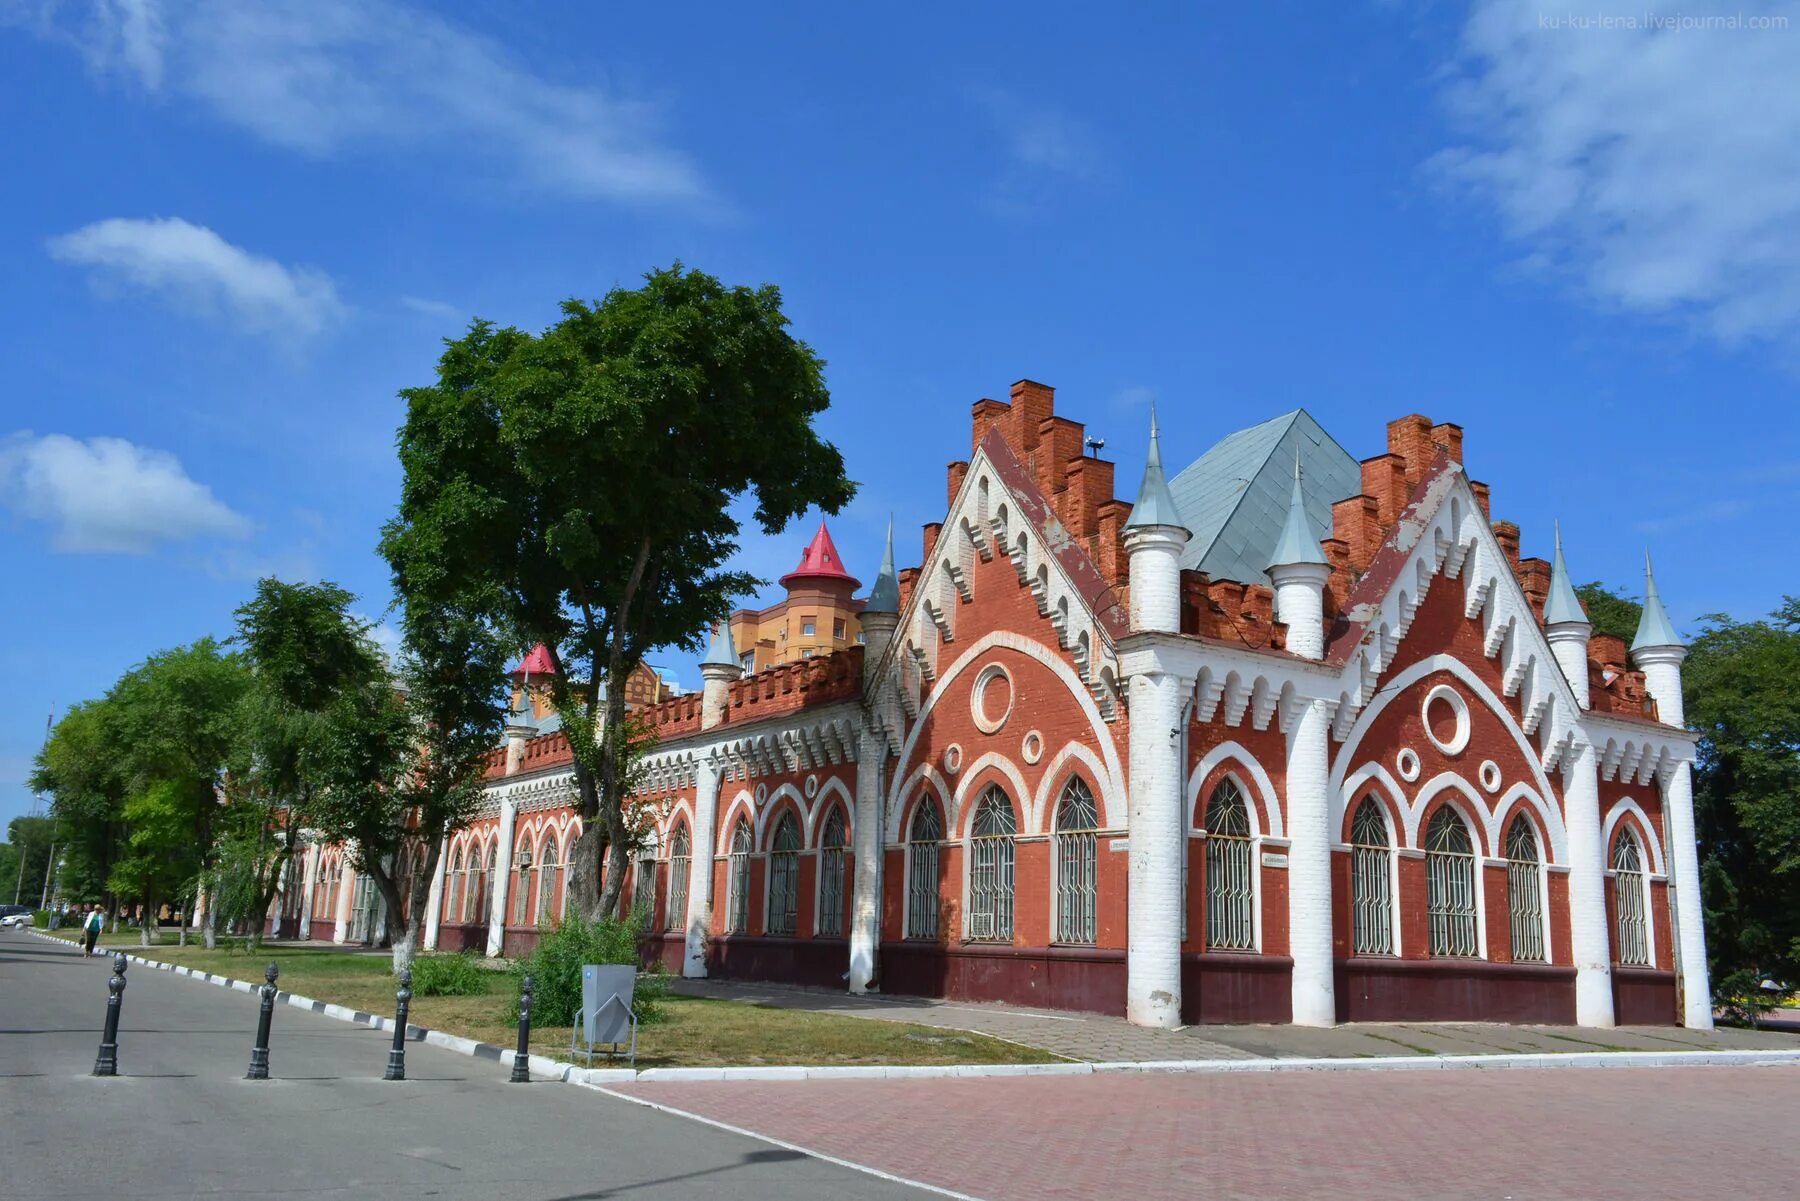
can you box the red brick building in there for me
[284,380,1710,1030]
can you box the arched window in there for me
[633,849,657,920]
[968,787,1017,941]
[666,826,690,932]
[1613,829,1651,966]
[1204,779,1254,951]
[906,798,943,940]
[537,837,561,926]
[1351,798,1394,955]
[1425,807,1478,957]
[766,814,802,935]
[726,819,753,934]
[481,843,497,923]
[817,808,848,938]
[442,846,463,923]
[1053,778,1099,944]
[514,836,534,925]
[1506,816,1545,963]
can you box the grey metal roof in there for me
[1544,522,1588,626]
[1126,405,1186,531]
[1167,409,1359,584]
[1632,552,1682,650]
[865,518,900,613]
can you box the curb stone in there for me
[22,928,1800,1083]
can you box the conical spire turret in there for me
[1632,551,1682,651]
[865,518,900,614]
[1267,446,1327,570]
[1126,404,1185,531]
[701,619,740,669]
[1544,521,1588,627]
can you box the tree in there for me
[382,264,854,919]
[1686,599,1800,1013]
[3,815,56,908]
[226,578,387,948]
[1574,581,1642,643]
[32,702,127,915]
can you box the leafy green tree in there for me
[3,815,56,908]
[1574,581,1642,643]
[226,578,387,947]
[32,701,127,915]
[382,264,854,919]
[1686,599,1800,1014]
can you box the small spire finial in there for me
[1267,440,1327,571]
[701,617,739,669]
[1126,403,1184,531]
[1631,548,1682,651]
[865,516,901,614]
[1545,519,1586,626]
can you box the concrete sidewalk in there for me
[669,976,1800,1063]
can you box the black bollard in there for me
[510,973,533,1083]
[246,963,279,1080]
[383,968,412,1082]
[92,953,128,1077]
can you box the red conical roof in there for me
[511,643,557,679]
[779,521,861,590]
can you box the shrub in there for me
[410,951,491,997]
[505,912,667,1027]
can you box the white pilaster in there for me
[1286,697,1336,1026]
[1562,741,1615,1027]
[332,850,356,944]
[685,757,723,978]
[1126,667,1185,1028]
[423,835,447,951]
[1634,646,1686,727]
[1125,527,1186,634]
[488,797,517,957]
[1661,759,1713,1028]
[848,729,884,993]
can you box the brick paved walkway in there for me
[615,1063,1800,1199]
[670,977,1800,1061]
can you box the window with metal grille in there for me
[968,787,1017,941]
[442,846,463,923]
[906,798,942,940]
[1613,829,1651,966]
[817,808,847,937]
[1054,778,1099,944]
[1426,808,1479,957]
[1351,798,1395,955]
[767,814,801,935]
[634,854,656,920]
[1505,816,1545,962]
[1205,779,1255,951]
[666,827,689,932]
[514,840,534,925]
[727,819,753,934]
[537,838,560,925]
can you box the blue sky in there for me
[3,1,1798,828]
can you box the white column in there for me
[298,841,320,937]
[1547,625,1592,708]
[685,757,723,978]
[332,850,356,944]
[1126,667,1185,1028]
[848,729,884,993]
[270,857,287,938]
[423,835,447,951]
[1662,759,1713,1028]
[488,798,517,957]
[1270,564,1330,662]
[1563,741,1615,1027]
[1285,697,1336,1026]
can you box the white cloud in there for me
[974,88,1105,218]
[0,432,252,554]
[1431,1,1800,344]
[400,295,464,322]
[24,0,707,206]
[47,217,344,337]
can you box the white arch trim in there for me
[1601,797,1668,877]
[805,776,855,848]
[1185,740,1285,840]
[1032,741,1124,836]
[952,751,1034,839]
[1414,783,1491,960]
[718,790,756,854]
[889,762,955,842]
[889,630,1126,827]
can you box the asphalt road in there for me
[0,930,940,1201]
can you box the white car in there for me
[0,908,33,928]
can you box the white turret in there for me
[1543,522,1592,708]
[1631,552,1686,725]
[1124,404,1189,633]
[1265,449,1329,661]
[860,518,902,681]
[699,621,743,731]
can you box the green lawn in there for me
[40,936,1058,1069]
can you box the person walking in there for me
[81,905,103,957]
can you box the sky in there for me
[3,0,1798,830]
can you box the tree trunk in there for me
[397,837,443,975]
[366,860,409,972]
[568,823,607,921]
[140,888,155,946]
